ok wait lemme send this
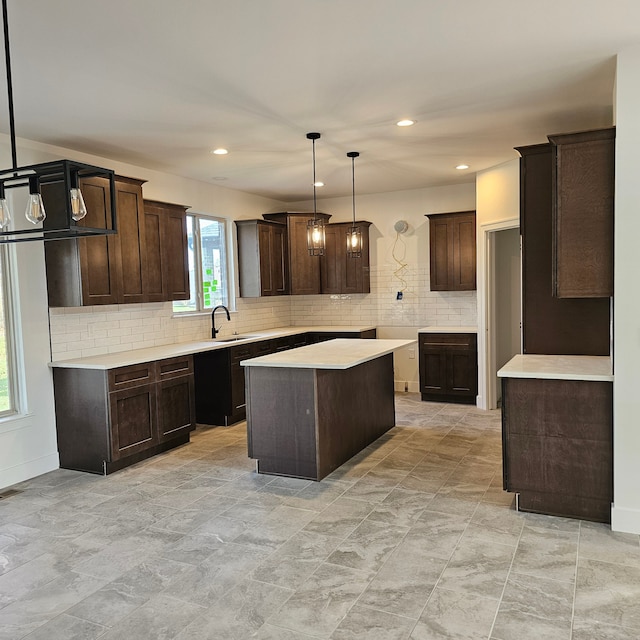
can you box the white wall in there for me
[612,47,640,534]
[475,159,520,409]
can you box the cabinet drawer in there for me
[109,363,155,391]
[157,355,194,380]
[254,340,274,356]
[230,344,254,365]
[420,333,476,348]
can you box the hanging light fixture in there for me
[346,151,362,258]
[0,0,117,243]
[306,132,325,256]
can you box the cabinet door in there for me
[420,346,447,393]
[78,177,122,305]
[271,224,289,295]
[144,203,165,302]
[109,383,158,460]
[428,212,476,291]
[116,178,147,304]
[288,215,322,295]
[230,344,253,421]
[162,205,190,300]
[550,128,614,298]
[258,223,275,295]
[447,346,477,395]
[343,224,371,294]
[157,375,195,441]
[320,224,343,294]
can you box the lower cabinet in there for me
[419,332,477,403]
[53,356,195,474]
[502,377,613,523]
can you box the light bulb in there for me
[70,187,87,221]
[0,198,10,229]
[350,234,358,248]
[25,177,46,224]
[312,227,321,243]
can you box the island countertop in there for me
[241,338,415,370]
[497,354,613,381]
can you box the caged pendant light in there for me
[346,151,362,258]
[306,132,325,256]
[0,0,116,243]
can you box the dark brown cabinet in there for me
[548,127,615,298]
[52,355,195,474]
[426,211,476,291]
[263,212,332,295]
[236,219,289,297]
[517,143,610,355]
[502,376,612,523]
[321,222,371,294]
[143,200,190,302]
[43,175,148,307]
[419,332,477,404]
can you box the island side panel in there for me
[315,353,396,480]
[245,366,318,479]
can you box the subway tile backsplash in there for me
[49,265,477,361]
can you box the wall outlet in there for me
[396,291,403,300]
[408,348,415,359]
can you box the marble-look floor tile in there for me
[91,593,205,640]
[251,529,342,589]
[331,604,414,639]
[367,488,430,528]
[410,587,498,639]
[304,497,375,539]
[427,484,486,518]
[571,619,640,639]
[491,573,573,640]
[174,578,293,640]
[578,521,640,568]
[437,537,515,600]
[14,613,106,640]
[267,562,374,637]
[574,558,640,630]
[68,555,193,627]
[327,519,409,572]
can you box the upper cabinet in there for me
[43,177,190,307]
[426,211,476,291]
[236,219,289,297]
[516,142,610,356]
[263,212,332,295]
[321,221,371,294]
[143,200,190,302]
[548,127,615,298]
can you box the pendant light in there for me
[346,151,362,258]
[0,0,116,243]
[306,132,325,256]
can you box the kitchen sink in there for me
[214,334,262,343]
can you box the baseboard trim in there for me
[611,503,640,534]
[0,452,60,491]
[394,381,420,393]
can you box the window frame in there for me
[0,244,20,418]
[172,212,234,315]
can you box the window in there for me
[0,247,17,416]
[173,213,230,314]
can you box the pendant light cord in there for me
[2,0,17,171]
[351,154,356,225]
[312,137,317,222]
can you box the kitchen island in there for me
[498,354,613,522]
[242,339,414,481]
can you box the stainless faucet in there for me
[211,305,231,338]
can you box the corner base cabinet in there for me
[502,376,612,523]
[419,332,477,404]
[52,356,195,474]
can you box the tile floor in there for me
[1,393,639,639]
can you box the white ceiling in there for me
[1,0,638,202]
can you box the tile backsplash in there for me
[48,264,477,361]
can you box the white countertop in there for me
[418,326,478,333]
[497,354,613,382]
[241,339,415,370]
[49,325,377,370]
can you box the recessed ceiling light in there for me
[211,148,228,155]
[456,164,470,170]
[396,119,415,127]
[314,181,324,187]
